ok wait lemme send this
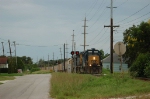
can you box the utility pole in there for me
[81,17,89,52]
[104,0,119,73]
[64,43,65,71]
[60,47,63,70]
[8,40,12,57]
[74,42,76,73]
[53,52,54,71]
[1,42,4,56]
[71,30,75,51]
[48,54,49,69]
[65,41,68,59]
[13,41,17,67]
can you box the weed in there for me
[50,71,150,99]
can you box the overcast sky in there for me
[0,0,150,62]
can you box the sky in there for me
[0,0,150,63]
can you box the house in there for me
[102,53,128,72]
[0,57,8,68]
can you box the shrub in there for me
[130,53,150,77]
[144,62,150,77]
[31,68,40,72]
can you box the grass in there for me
[50,69,150,99]
[0,75,16,85]
[31,70,52,74]
[0,76,15,81]
[0,73,23,84]
[0,73,23,76]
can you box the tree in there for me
[21,56,33,64]
[8,57,16,73]
[148,19,150,24]
[100,49,104,59]
[17,57,25,70]
[26,57,33,64]
[99,49,110,59]
[123,22,150,66]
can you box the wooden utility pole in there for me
[65,42,68,59]
[8,40,12,57]
[64,43,65,71]
[72,30,75,51]
[13,41,17,67]
[104,0,119,73]
[81,17,89,52]
[53,52,54,71]
[1,42,4,56]
[60,47,63,70]
[48,54,49,69]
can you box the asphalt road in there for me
[0,74,51,99]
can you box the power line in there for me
[116,0,129,7]
[88,0,105,21]
[86,0,99,17]
[116,3,150,24]
[90,28,109,45]
[119,11,150,26]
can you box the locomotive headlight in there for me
[89,64,91,66]
[93,57,95,60]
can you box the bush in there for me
[31,68,40,72]
[24,64,40,73]
[144,62,150,77]
[130,53,150,77]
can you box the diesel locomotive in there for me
[82,48,102,74]
[72,48,102,74]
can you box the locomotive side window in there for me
[94,51,98,53]
[88,51,92,54]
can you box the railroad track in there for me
[92,74,101,77]
[137,77,150,81]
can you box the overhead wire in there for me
[115,3,150,24]
[86,0,99,17]
[119,11,150,26]
[90,28,109,45]
[88,0,105,21]
[86,0,129,46]
[116,0,129,7]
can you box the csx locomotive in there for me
[82,48,102,74]
[72,48,102,74]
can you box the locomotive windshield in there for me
[84,49,102,61]
[87,50,99,55]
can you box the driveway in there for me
[0,74,51,99]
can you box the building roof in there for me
[102,53,125,63]
[0,57,8,64]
